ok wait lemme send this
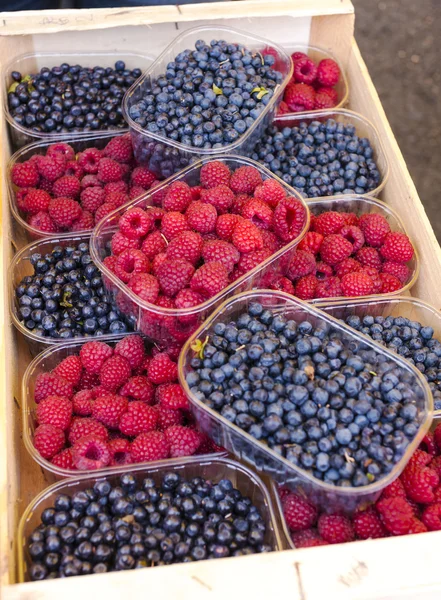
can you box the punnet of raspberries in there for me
[31,334,222,471]
[279,209,415,300]
[10,134,159,234]
[278,425,441,547]
[279,51,341,113]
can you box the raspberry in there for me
[195,433,221,455]
[78,148,101,173]
[72,389,94,416]
[291,529,326,548]
[232,220,263,253]
[161,211,190,240]
[48,198,82,228]
[236,249,271,276]
[11,161,40,188]
[22,189,51,215]
[52,357,82,387]
[107,438,132,466]
[34,424,65,459]
[115,335,145,369]
[317,86,339,104]
[141,231,168,260]
[105,191,129,208]
[216,213,242,242]
[68,418,108,444]
[152,253,167,276]
[191,262,229,298]
[314,91,336,110]
[156,406,184,431]
[156,383,189,410]
[287,250,316,279]
[147,353,178,384]
[34,373,74,404]
[51,448,74,470]
[156,259,194,297]
[186,201,217,234]
[71,210,93,232]
[77,371,100,391]
[199,185,234,215]
[353,507,387,539]
[97,157,124,183]
[29,210,58,233]
[340,225,365,253]
[284,83,315,112]
[294,56,317,84]
[422,503,441,531]
[119,401,158,436]
[175,289,205,313]
[298,232,324,254]
[356,246,382,269]
[313,211,345,236]
[380,232,414,263]
[37,155,66,182]
[94,202,118,224]
[99,354,131,392]
[361,267,381,293]
[278,101,290,115]
[119,376,155,403]
[408,518,428,533]
[273,196,306,242]
[435,424,441,452]
[261,230,281,254]
[119,208,152,239]
[200,161,231,188]
[130,166,156,189]
[315,276,342,299]
[131,430,170,462]
[317,514,354,544]
[80,186,105,214]
[72,435,110,470]
[105,181,128,196]
[165,425,201,458]
[340,271,374,297]
[292,51,308,61]
[381,261,410,284]
[111,232,141,256]
[295,274,318,300]
[230,166,262,194]
[315,261,334,279]
[408,449,432,469]
[254,179,286,208]
[202,240,240,273]
[128,273,160,304]
[92,394,128,429]
[232,193,251,214]
[240,198,273,230]
[320,234,353,266]
[401,463,439,503]
[335,258,362,278]
[420,432,436,456]
[36,395,72,430]
[380,478,407,499]
[166,231,204,265]
[359,213,391,247]
[317,58,340,86]
[52,175,81,199]
[47,142,75,162]
[376,496,413,535]
[103,135,133,163]
[282,493,317,531]
[379,272,402,293]
[163,181,192,212]
[80,341,113,374]
[115,249,150,283]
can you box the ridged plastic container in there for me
[122,26,293,178]
[179,290,433,513]
[306,195,419,298]
[279,44,349,115]
[9,233,135,356]
[17,456,282,582]
[4,51,154,150]
[22,336,228,481]
[271,109,389,199]
[90,155,310,346]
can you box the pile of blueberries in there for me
[250,119,381,197]
[15,242,132,339]
[344,313,441,410]
[186,302,424,488]
[128,39,284,149]
[27,471,272,580]
[8,61,142,134]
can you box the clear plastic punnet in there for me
[122,26,293,178]
[179,290,433,513]
[90,155,310,346]
[4,51,154,150]
[17,456,282,581]
[22,337,228,481]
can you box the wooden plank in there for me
[309,13,355,71]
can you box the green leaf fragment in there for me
[212,84,223,96]
[251,86,269,100]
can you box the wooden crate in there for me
[2,1,441,597]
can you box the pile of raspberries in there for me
[278,424,441,547]
[274,210,415,300]
[32,334,221,471]
[10,134,158,234]
[279,52,341,114]
[104,161,307,311]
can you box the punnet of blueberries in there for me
[8,61,142,134]
[186,301,427,488]
[343,313,441,411]
[250,118,381,197]
[26,471,272,580]
[127,39,285,149]
[15,242,132,339]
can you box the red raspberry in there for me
[294,56,317,84]
[434,424,441,453]
[379,272,402,293]
[97,157,124,183]
[291,529,326,548]
[22,189,51,215]
[401,463,439,503]
[254,179,286,208]
[78,148,102,173]
[72,435,110,470]
[92,394,128,429]
[72,210,94,232]
[34,424,65,459]
[335,258,362,278]
[52,175,81,200]
[11,161,40,187]
[105,191,129,208]
[191,262,229,298]
[52,356,82,386]
[315,276,342,299]
[80,186,105,214]
[166,231,204,265]
[130,166,156,189]
[421,432,436,456]
[341,212,359,226]
[99,354,131,392]
[360,267,381,293]
[408,518,428,533]
[353,507,388,539]
[317,86,339,104]
[107,438,132,466]
[287,250,316,279]
[317,58,340,86]
[186,201,217,234]
[48,198,82,228]
[216,213,242,242]
[230,166,262,194]
[111,231,141,256]
[340,225,364,253]
[232,193,251,214]
[119,207,152,239]
[156,383,189,410]
[94,202,118,224]
[156,406,184,431]
[80,341,113,374]
[295,274,318,300]
[68,418,108,444]
[152,253,168,276]
[318,514,354,544]
[381,261,410,284]
[77,371,100,391]
[278,101,290,115]
[80,175,101,190]
[356,246,382,269]
[119,376,155,403]
[103,135,133,163]
[202,240,240,273]
[273,196,306,242]
[72,389,94,416]
[376,496,414,535]
[34,373,74,404]
[232,220,263,253]
[422,503,441,531]
[298,231,323,254]
[195,433,222,455]
[314,92,336,110]
[284,83,315,112]
[380,232,414,263]
[200,185,234,215]
[161,211,190,240]
[37,156,66,182]
[131,430,170,462]
[320,234,352,265]
[163,181,192,212]
[315,261,334,279]
[51,448,74,470]
[115,249,150,283]
[175,289,205,315]
[147,353,178,384]
[105,181,128,195]
[313,211,345,236]
[141,231,168,260]
[236,249,271,276]
[165,425,201,458]
[36,395,72,430]
[119,401,158,436]
[47,142,75,162]
[240,198,273,230]
[282,493,317,531]
[408,449,432,469]
[200,161,231,188]
[359,213,391,247]
[292,51,308,61]
[261,230,281,254]
[340,271,374,297]
[156,259,194,297]
[128,273,160,304]
[115,335,145,369]
[191,185,202,200]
